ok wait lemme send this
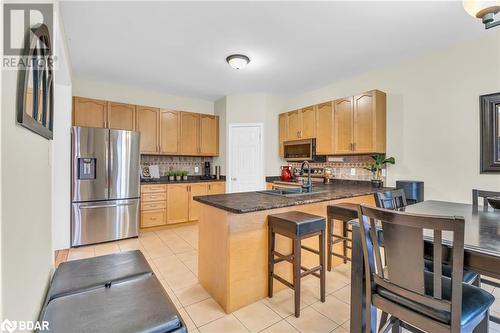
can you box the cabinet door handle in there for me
[353,143,356,151]
[151,217,157,220]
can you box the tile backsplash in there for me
[141,155,213,176]
[288,155,386,181]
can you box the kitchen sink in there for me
[258,188,328,197]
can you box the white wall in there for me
[283,31,500,203]
[52,2,73,251]
[1,1,72,321]
[73,78,214,114]
[214,93,286,180]
[213,97,227,174]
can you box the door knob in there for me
[231,177,237,181]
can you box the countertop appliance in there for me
[200,161,213,180]
[280,166,292,181]
[71,127,140,247]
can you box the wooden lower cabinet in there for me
[141,210,166,228]
[166,184,190,224]
[140,184,167,228]
[141,182,226,228]
[189,183,209,221]
[208,182,225,195]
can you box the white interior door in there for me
[229,124,264,193]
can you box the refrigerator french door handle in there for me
[108,132,113,198]
[80,203,136,209]
[105,131,110,198]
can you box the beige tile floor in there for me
[66,223,500,333]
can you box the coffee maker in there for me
[201,161,212,180]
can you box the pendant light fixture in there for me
[463,0,500,29]
[226,54,250,70]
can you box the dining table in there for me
[349,200,500,333]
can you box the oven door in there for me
[284,139,315,161]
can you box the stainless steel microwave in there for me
[283,139,318,161]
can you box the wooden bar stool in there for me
[268,211,326,318]
[326,203,358,271]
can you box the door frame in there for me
[227,123,265,193]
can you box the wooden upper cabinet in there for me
[73,97,107,128]
[278,113,288,156]
[353,90,386,154]
[200,115,218,156]
[287,110,300,140]
[315,102,334,155]
[108,102,136,130]
[159,110,180,154]
[180,112,200,155]
[334,97,354,154]
[136,106,160,154]
[300,106,316,139]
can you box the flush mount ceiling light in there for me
[463,0,500,29]
[226,54,250,70]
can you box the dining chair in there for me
[357,204,494,333]
[472,189,500,209]
[374,189,407,210]
[375,190,480,286]
[472,189,500,289]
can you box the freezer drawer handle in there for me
[80,203,135,209]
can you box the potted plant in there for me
[181,171,188,181]
[167,171,175,181]
[364,154,395,188]
[175,171,182,181]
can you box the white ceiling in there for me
[60,1,487,101]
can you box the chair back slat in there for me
[381,221,425,293]
[374,189,408,210]
[433,230,442,299]
[358,204,465,331]
[369,217,384,279]
[450,226,465,329]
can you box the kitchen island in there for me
[193,180,390,313]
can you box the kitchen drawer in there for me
[141,192,166,202]
[141,210,166,228]
[141,184,166,193]
[141,201,166,211]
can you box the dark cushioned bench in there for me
[37,250,187,333]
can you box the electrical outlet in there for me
[194,166,199,173]
[350,168,356,176]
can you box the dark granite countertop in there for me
[141,176,225,185]
[194,179,392,214]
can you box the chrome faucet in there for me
[300,160,313,193]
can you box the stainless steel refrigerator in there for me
[71,126,140,247]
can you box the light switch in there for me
[350,168,356,176]
[382,169,386,177]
